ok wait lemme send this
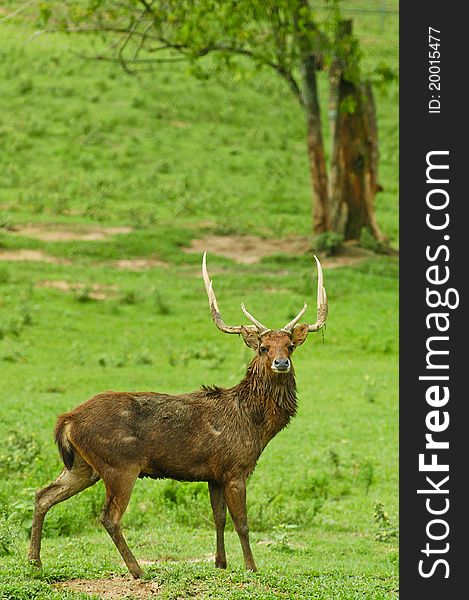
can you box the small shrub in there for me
[160,481,207,526]
[0,345,26,363]
[120,289,140,305]
[0,266,10,284]
[0,214,15,231]
[360,227,387,254]
[9,490,36,536]
[0,431,40,476]
[97,354,110,367]
[358,460,375,495]
[43,385,66,394]
[115,352,129,368]
[374,501,398,542]
[312,231,344,256]
[51,196,70,215]
[0,507,17,557]
[300,474,330,519]
[364,375,378,403]
[153,289,171,315]
[328,449,341,478]
[75,286,94,303]
[17,77,33,95]
[127,207,156,228]
[5,318,23,338]
[18,303,34,327]
[157,159,171,174]
[131,96,146,109]
[270,523,298,551]
[135,350,153,366]
[84,197,106,218]
[172,346,225,370]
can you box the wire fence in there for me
[314,0,399,70]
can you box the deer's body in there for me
[28,254,327,578]
[56,361,296,485]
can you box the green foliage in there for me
[153,289,171,315]
[0,508,17,557]
[270,523,299,551]
[0,214,15,231]
[358,460,375,495]
[373,502,398,542]
[0,431,40,477]
[119,289,141,305]
[312,231,344,255]
[0,266,10,284]
[74,285,93,303]
[360,227,388,254]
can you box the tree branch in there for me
[69,50,188,65]
[211,44,304,106]
[31,13,304,105]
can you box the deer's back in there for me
[59,390,263,483]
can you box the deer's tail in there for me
[54,416,75,470]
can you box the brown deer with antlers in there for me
[28,252,328,578]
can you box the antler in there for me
[202,252,269,334]
[281,303,308,332]
[240,303,269,334]
[282,255,328,333]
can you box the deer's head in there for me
[202,253,328,375]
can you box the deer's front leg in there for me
[208,481,227,568]
[223,479,257,571]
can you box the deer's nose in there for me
[273,358,290,372]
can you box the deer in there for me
[28,252,328,578]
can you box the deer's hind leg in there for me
[28,455,98,567]
[99,466,142,579]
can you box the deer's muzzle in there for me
[272,358,291,373]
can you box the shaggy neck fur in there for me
[235,356,298,437]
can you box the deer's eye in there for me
[288,345,295,353]
[259,346,269,354]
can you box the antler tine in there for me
[307,255,328,332]
[241,303,270,334]
[281,303,308,333]
[282,255,327,334]
[202,252,219,313]
[202,252,257,334]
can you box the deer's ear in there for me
[291,324,309,347]
[241,327,259,350]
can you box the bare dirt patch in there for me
[35,280,117,300]
[185,234,312,264]
[9,223,132,242]
[184,234,374,268]
[0,250,70,264]
[54,576,160,599]
[114,258,169,271]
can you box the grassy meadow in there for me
[0,3,398,599]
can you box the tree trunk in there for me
[328,22,384,241]
[361,82,385,240]
[328,20,351,152]
[302,54,330,234]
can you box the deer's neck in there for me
[236,358,298,438]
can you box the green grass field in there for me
[0,3,398,598]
